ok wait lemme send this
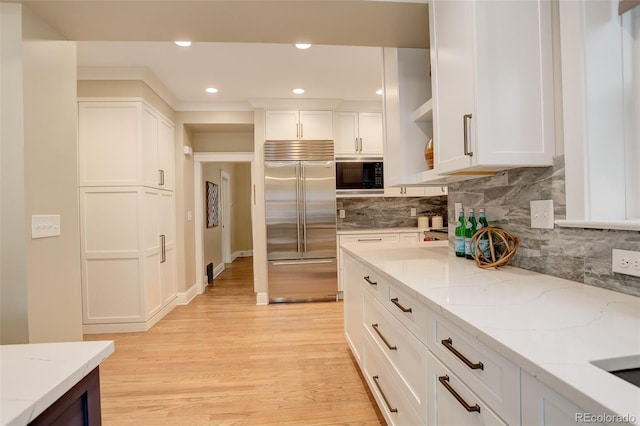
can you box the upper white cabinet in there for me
[334,111,384,156]
[265,110,333,140]
[79,101,175,190]
[423,0,554,181]
[383,186,447,197]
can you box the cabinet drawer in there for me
[428,351,507,426]
[340,233,400,244]
[387,284,429,345]
[359,267,389,306]
[363,337,424,426]
[363,294,427,420]
[429,313,519,426]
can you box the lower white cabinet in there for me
[384,186,448,197]
[521,371,606,426]
[343,254,365,365]
[80,187,177,333]
[428,352,507,426]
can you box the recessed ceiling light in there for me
[205,87,218,94]
[292,88,305,95]
[295,43,311,50]
[376,89,383,95]
[174,41,192,47]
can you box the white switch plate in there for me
[31,215,61,239]
[612,249,640,277]
[410,208,417,217]
[530,200,554,229]
[187,210,192,221]
[339,209,346,219]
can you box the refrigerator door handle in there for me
[295,165,301,254]
[301,166,307,253]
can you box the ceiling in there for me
[21,0,429,111]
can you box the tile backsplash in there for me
[337,195,448,229]
[447,155,640,297]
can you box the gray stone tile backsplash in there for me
[447,155,640,297]
[337,196,448,229]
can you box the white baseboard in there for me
[256,292,268,305]
[231,250,253,262]
[82,299,177,334]
[213,263,225,280]
[177,283,198,305]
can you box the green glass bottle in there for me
[478,208,490,258]
[464,208,477,259]
[454,209,466,257]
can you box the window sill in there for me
[555,219,640,232]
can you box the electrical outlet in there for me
[612,249,640,277]
[339,209,346,219]
[410,208,417,217]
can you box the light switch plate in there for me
[32,215,61,238]
[410,208,417,217]
[339,209,346,219]
[530,200,554,229]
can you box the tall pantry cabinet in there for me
[78,100,177,333]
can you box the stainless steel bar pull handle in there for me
[355,137,358,153]
[357,238,383,242]
[372,376,398,413]
[296,123,300,139]
[160,234,166,263]
[463,113,473,157]
[391,297,412,313]
[372,324,397,350]
[296,167,301,253]
[438,375,481,413]
[300,123,303,139]
[358,137,363,152]
[363,276,377,286]
[158,169,163,186]
[441,338,484,370]
[302,167,307,253]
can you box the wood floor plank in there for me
[85,257,385,425]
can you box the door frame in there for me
[220,170,231,264]
[194,152,255,295]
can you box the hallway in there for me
[85,257,384,425]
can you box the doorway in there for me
[221,170,231,264]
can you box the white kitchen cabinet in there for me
[79,101,175,190]
[265,109,333,140]
[383,186,448,197]
[421,0,554,181]
[428,352,507,426]
[399,232,420,242]
[521,371,607,426]
[343,253,365,365]
[80,187,177,333]
[334,111,384,156]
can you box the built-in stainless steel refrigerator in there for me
[264,140,337,303]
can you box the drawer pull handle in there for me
[372,323,397,351]
[442,338,484,370]
[357,238,383,242]
[363,276,377,286]
[438,375,481,413]
[390,297,412,313]
[373,375,398,413]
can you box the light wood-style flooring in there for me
[85,257,385,425]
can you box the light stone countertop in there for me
[1,340,114,426]
[337,227,446,235]
[341,242,640,424]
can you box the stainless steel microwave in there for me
[335,159,384,194]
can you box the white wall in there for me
[0,3,29,344]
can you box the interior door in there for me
[265,161,301,260]
[301,161,337,259]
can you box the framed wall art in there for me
[206,181,219,228]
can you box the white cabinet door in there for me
[343,253,365,365]
[428,352,507,426]
[142,106,161,189]
[521,371,606,426]
[429,0,554,177]
[430,0,475,174]
[142,189,162,317]
[158,119,175,191]
[300,110,333,140]
[78,102,141,186]
[265,110,299,140]
[358,112,384,156]
[159,191,176,305]
[383,186,425,197]
[399,232,419,242]
[334,112,359,155]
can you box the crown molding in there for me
[77,66,179,110]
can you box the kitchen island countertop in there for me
[1,340,114,426]
[342,242,640,424]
